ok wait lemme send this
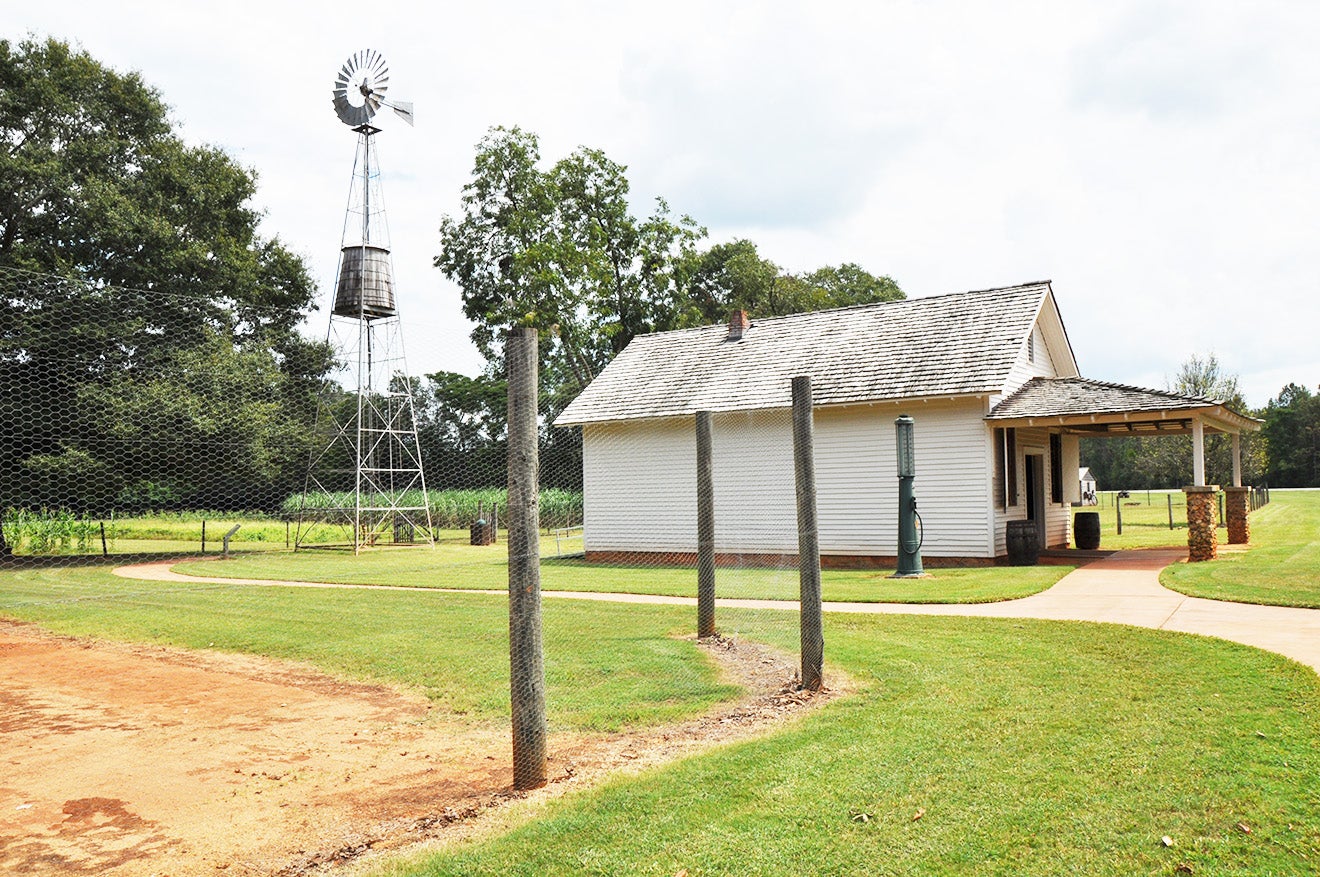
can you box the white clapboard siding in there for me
[991,426,1071,553]
[582,419,698,552]
[584,399,996,557]
[1004,322,1061,397]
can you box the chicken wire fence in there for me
[0,265,816,602]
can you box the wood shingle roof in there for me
[986,377,1261,432]
[986,377,1221,419]
[556,282,1054,426]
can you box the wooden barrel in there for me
[1074,511,1101,550]
[1005,520,1039,566]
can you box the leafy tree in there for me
[0,38,329,512]
[413,369,508,490]
[436,126,703,394]
[436,126,905,489]
[680,241,902,325]
[1262,383,1320,487]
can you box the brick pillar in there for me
[1224,486,1250,545]
[1184,486,1219,562]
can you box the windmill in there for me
[296,50,432,552]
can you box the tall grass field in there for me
[1,489,583,555]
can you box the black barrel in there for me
[1006,520,1039,565]
[1074,511,1101,550]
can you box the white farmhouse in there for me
[555,282,1257,564]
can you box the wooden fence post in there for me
[791,376,824,691]
[696,410,716,639]
[1167,493,1174,530]
[507,327,547,790]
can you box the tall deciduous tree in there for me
[0,38,329,512]
[436,126,703,394]
[679,240,902,325]
[1262,383,1320,487]
[435,126,906,489]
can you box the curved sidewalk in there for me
[115,549,1320,675]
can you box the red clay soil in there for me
[0,621,827,876]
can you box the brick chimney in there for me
[727,309,750,341]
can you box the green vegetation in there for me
[5,557,1308,874]
[1261,384,1320,487]
[0,563,733,732]
[0,38,328,515]
[282,488,583,530]
[1,509,301,555]
[1083,489,1193,550]
[374,611,1320,877]
[175,548,1069,604]
[2,513,1316,874]
[1163,489,1320,608]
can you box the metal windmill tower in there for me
[296,50,432,552]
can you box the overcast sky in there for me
[9,0,1319,407]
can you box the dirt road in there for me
[0,620,814,876]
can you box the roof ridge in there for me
[629,281,1053,340]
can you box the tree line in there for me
[1,38,330,513]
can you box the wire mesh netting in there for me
[0,263,825,782]
[2,263,1298,876]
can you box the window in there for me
[1028,332,1036,364]
[994,427,1018,508]
[1049,433,1063,504]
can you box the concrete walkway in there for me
[115,549,1320,676]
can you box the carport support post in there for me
[507,326,547,790]
[1184,485,1219,562]
[696,410,717,639]
[791,376,824,691]
[1224,486,1250,544]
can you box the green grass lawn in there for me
[1083,489,1195,550]
[382,610,1320,877]
[1162,489,1320,609]
[172,544,1070,604]
[0,562,734,732]
[2,555,1317,874]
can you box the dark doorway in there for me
[1026,454,1046,546]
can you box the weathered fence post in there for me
[1116,497,1123,535]
[507,326,547,791]
[201,519,207,554]
[1167,493,1174,530]
[791,376,824,691]
[100,521,108,557]
[696,410,717,639]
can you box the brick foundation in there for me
[1224,486,1250,544]
[1184,486,1219,562]
[582,550,997,570]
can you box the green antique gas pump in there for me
[893,415,925,577]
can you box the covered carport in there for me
[987,377,1262,561]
